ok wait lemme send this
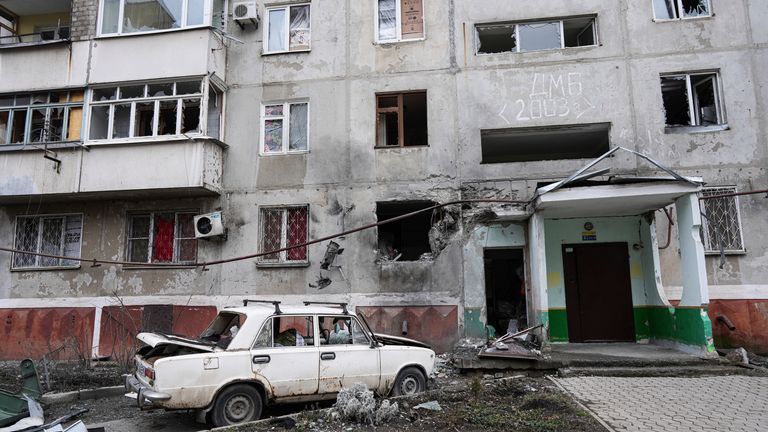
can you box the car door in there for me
[317,315,380,393]
[250,315,319,398]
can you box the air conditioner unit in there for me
[232,1,259,28]
[194,211,225,239]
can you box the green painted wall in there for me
[548,309,568,342]
[464,308,485,338]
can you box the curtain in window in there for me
[378,0,397,40]
[152,213,175,262]
[289,103,308,151]
[287,208,307,261]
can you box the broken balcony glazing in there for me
[0,0,70,47]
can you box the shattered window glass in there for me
[700,187,744,253]
[661,76,691,126]
[123,0,183,33]
[653,0,710,20]
[13,215,83,269]
[476,24,516,54]
[661,73,721,127]
[681,0,710,18]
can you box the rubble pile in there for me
[329,383,399,426]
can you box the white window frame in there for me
[475,16,598,55]
[0,90,85,146]
[652,0,712,21]
[86,77,224,144]
[11,213,83,270]
[262,3,311,54]
[375,0,426,44]
[257,205,310,265]
[97,0,223,37]
[126,211,198,265]
[699,186,745,254]
[259,101,310,155]
[660,71,724,128]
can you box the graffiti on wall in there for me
[498,73,595,124]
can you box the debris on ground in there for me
[413,401,442,411]
[725,347,749,365]
[0,359,44,429]
[329,383,398,426]
[479,324,544,360]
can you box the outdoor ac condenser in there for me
[194,211,225,238]
[232,1,259,28]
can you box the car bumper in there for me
[125,375,171,409]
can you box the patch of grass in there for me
[518,393,574,412]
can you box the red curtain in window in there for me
[152,213,175,263]
[287,208,307,261]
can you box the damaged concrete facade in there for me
[0,0,767,358]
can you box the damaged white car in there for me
[125,301,435,427]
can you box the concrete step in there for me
[557,365,768,378]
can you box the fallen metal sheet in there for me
[0,359,43,428]
[479,343,539,360]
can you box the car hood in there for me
[137,332,217,352]
[374,333,432,349]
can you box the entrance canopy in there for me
[535,180,702,217]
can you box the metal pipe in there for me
[658,207,674,250]
[698,188,768,200]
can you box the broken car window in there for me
[201,312,246,348]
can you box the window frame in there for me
[699,186,746,255]
[11,213,84,271]
[259,101,310,155]
[652,0,712,21]
[475,15,598,55]
[375,91,428,148]
[262,3,312,55]
[96,0,226,37]
[125,210,198,265]
[86,77,223,144]
[257,205,310,266]
[660,71,725,130]
[0,90,85,147]
[375,0,426,44]
[252,314,317,348]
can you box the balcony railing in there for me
[0,26,70,47]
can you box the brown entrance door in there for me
[563,243,635,342]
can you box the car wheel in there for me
[211,384,263,427]
[392,367,426,396]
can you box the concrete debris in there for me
[413,401,442,411]
[726,348,749,365]
[427,206,460,254]
[331,383,398,426]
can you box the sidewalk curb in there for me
[546,375,615,432]
[41,386,125,405]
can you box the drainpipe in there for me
[658,207,674,250]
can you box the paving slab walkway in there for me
[555,376,768,432]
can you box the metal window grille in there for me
[700,187,745,253]
[259,206,309,263]
[12,214,82,269]
[126,211,197,264]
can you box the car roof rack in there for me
[303,301,349,315]
[243,299,282,314]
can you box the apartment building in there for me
[0,0,766,359]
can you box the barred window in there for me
[259,206,309,264]
[700,187,745,253]
[126,212,197,264]
[13,214,83,269]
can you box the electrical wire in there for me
[0,199,529,269]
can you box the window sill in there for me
[255,261,311,268]
[375,38,426,46]
[652,14,714,23]
[374,145,430,150]
[85,134,228,149]
[95,25,213,40]
[705,250,746,256]
[259,150,309,156]
[122,265,198,270]
[475,44,599,56]
[664,124,729,134]
[10,265,81,272]
[262,49,311,56]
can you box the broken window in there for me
[99,0,208,36]
[318,316,369,345]
[254,316,314,348]
[476,16,597,54]
[0,90,85,145]
[265,3,311,54]
[126,211,197,264]
[700,187,745,254]
[88,78,222,141]
[376,91,428,148]
[652,0,711,20]
[377,0,424,43]
[376,201,434,261]
[259,206,309,265]
[260,101,309,154]
[12,214,83,269]
[661,72,723,128]
[481,122,611,163]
